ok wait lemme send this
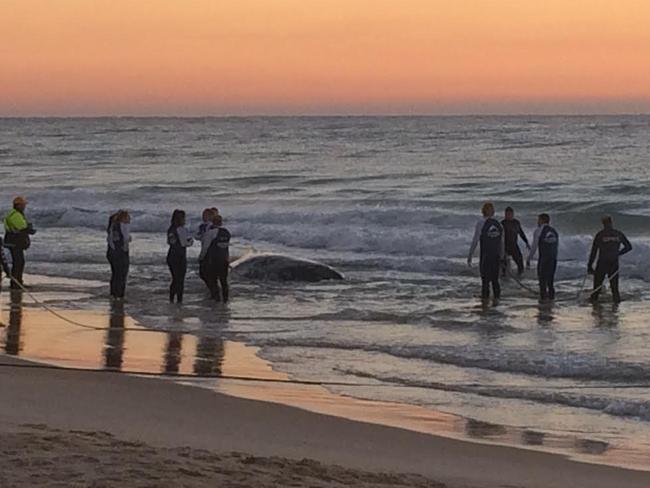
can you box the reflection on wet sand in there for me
[104,301,126,370]
[536,302,555,326]
[465,418,507,439]
[163,332,183,375]
[0,302,638,471]
[5,290,23,356]
[591,303,621,329]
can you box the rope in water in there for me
[504,264,621,303]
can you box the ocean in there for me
[2,116,650,461]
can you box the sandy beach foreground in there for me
[1,354,649,488]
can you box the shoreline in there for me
[1,295,650,485]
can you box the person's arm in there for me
[177,226,193,247]
[618,231,632,256]
[467,220,482,264]
[587,233,599,272]
[518,221,530,248]
[527,227,541,264]
[499,225,505,259]
[199,229,215,261]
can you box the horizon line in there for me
[1,112,649,119]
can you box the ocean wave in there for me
[258,339,650,382]
[338,369,650,421]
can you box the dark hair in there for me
[170,209,185,227]
[602,215,613,227]
[505,206,514,214]
[539,213,550,224]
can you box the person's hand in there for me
[525,243,531,251]
[587,266,594,275]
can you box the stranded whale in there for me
[231,253,344,282]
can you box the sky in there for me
[2,0,650,116]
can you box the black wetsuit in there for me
[205,227,231,302]
[106,223,129,299]
[480,218,504,300]
[536,225,559,300]
[588,226,632,303]
[167,225,187,303]
[501,218,529,275]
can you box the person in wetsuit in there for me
[468,202,505,300]
[196,208,218,288]
[167,209,194,304]
[199,214,231,303]
[501,206,530,276]
[588,216,632,303]
[527,213,559,301]
[106,210,131,300]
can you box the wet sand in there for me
[1,296,650,486]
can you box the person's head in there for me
[481,202,495,218]
[115,210,130,224]
[171,209,186,227]
[538,213,550,226]
[212,214,223,227]
[13,196,27,212]
[211,207,219,216]
[602,215,613,228]
[202,208,214,222]
[504,206,514,220]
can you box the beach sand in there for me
[1,299,650,487]
[1,353,650,488]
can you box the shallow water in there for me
[2,116,650,463]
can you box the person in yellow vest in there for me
[3,196,37,289]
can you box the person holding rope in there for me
[468,202,505,301]
[588,216,632,304]
[527,213,559,301]
[3,196,37,289]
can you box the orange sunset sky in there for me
[2,0,650,116]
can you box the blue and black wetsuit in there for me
[588,226,632,303]
[201,226,231,302]
[468,217,504,300]
[532,225,559,300]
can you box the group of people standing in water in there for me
[468,202,632,303]
[0,196,231,304]
[106,206,231,303]
[0,196,634,306]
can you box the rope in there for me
[0,360,648,391]
[504,267,539,297]
[2,275,235,335]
